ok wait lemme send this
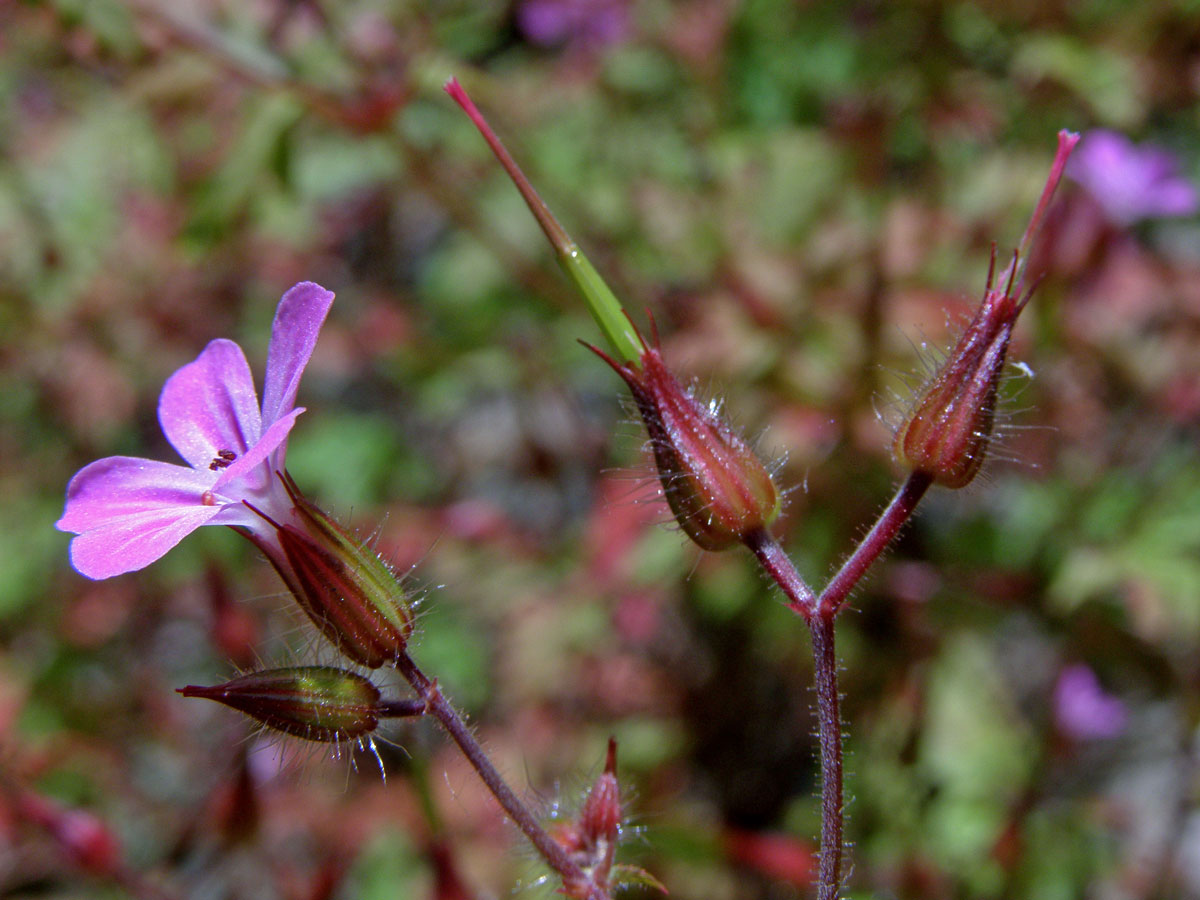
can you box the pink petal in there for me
[1147,180,1198,217]
[261,282,335,427]
[57,456,218,531]
[68,505,225,578]
[158,339,263,471]
[56,457,225,578]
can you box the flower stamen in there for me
[208,449,238,471]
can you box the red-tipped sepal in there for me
[179,666,421,743]
[588,328,780,551]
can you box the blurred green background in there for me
[4,0,1200,898]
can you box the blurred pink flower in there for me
[56,282,335,579]
[517,0,629,50]
[1066,129,1197,226]
[1053,663,1127,740]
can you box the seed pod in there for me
[179,666,385,743]
[892,249,1025,489]
[587,324,780,551]
[244,472,414,668]
[893,129,1080,489]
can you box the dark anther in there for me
[209,449,237,471]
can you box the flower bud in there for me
[179,666,385,743]
[578,737,621,849]
[587,325,780,551]
[892,248,1024,489]
[555,739,624,899]
[244,472,414,668]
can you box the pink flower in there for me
[1066,129,1197,226]
[1053,664,1127,741]
[516,0,629,50]
[56,282,335,579]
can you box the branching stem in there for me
[744,528,818,619]
[749,470,933,898]
[818,471,932,618]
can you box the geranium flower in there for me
[516,0,629,51]
[1053,663,1127,741]
[56,282,335,579]
[1066,129,1197,226]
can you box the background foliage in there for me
[4,1,1200,898]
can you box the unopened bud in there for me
[578,737,621,848]
[588,325,780,551]
[179,666,387,743]
[245,472,414,668]
[893,129,1079,489]
[556,738,625,899]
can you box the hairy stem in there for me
[809,612,843,900]
[819,471,932,618]
[391,652,604,900]
[377,697,428,718]
[748,538,842,896]
[748,472,933,898]
[743,528,818,619]
[743,533,840,894]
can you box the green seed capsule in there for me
[179,666,383,743]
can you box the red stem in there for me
[748,471,933,899]
[377,698,427,718]
[745,540,843,897]
[444,78,575,257]
[743,528,817,619]
[809,612,843,900]
[391,652,606,900]
[818,471,932,618]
